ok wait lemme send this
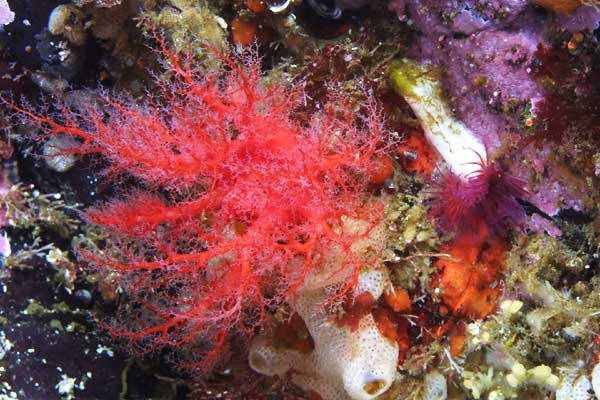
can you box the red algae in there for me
[528,41,600,163]
[336,291,377,332]
[372,307,400,343]
[367,155,394,185]
[6,37,392,372]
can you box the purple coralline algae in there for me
[389,0,600,226]
[389,0,529,36]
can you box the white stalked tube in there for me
[389,59,486,178]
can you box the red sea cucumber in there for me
[4,39,392,372]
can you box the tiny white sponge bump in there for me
[423,369,448,400]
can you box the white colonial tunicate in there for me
[556,368,578,400]
[357,266,387,300]
[556,367,596,400]
[389,59,487,179]
[552,362,600,400]
[571,375,593,400]
[591,362,600,397]
[249,219,398,400]
[341,312,398,399]
[249,267,398,400]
